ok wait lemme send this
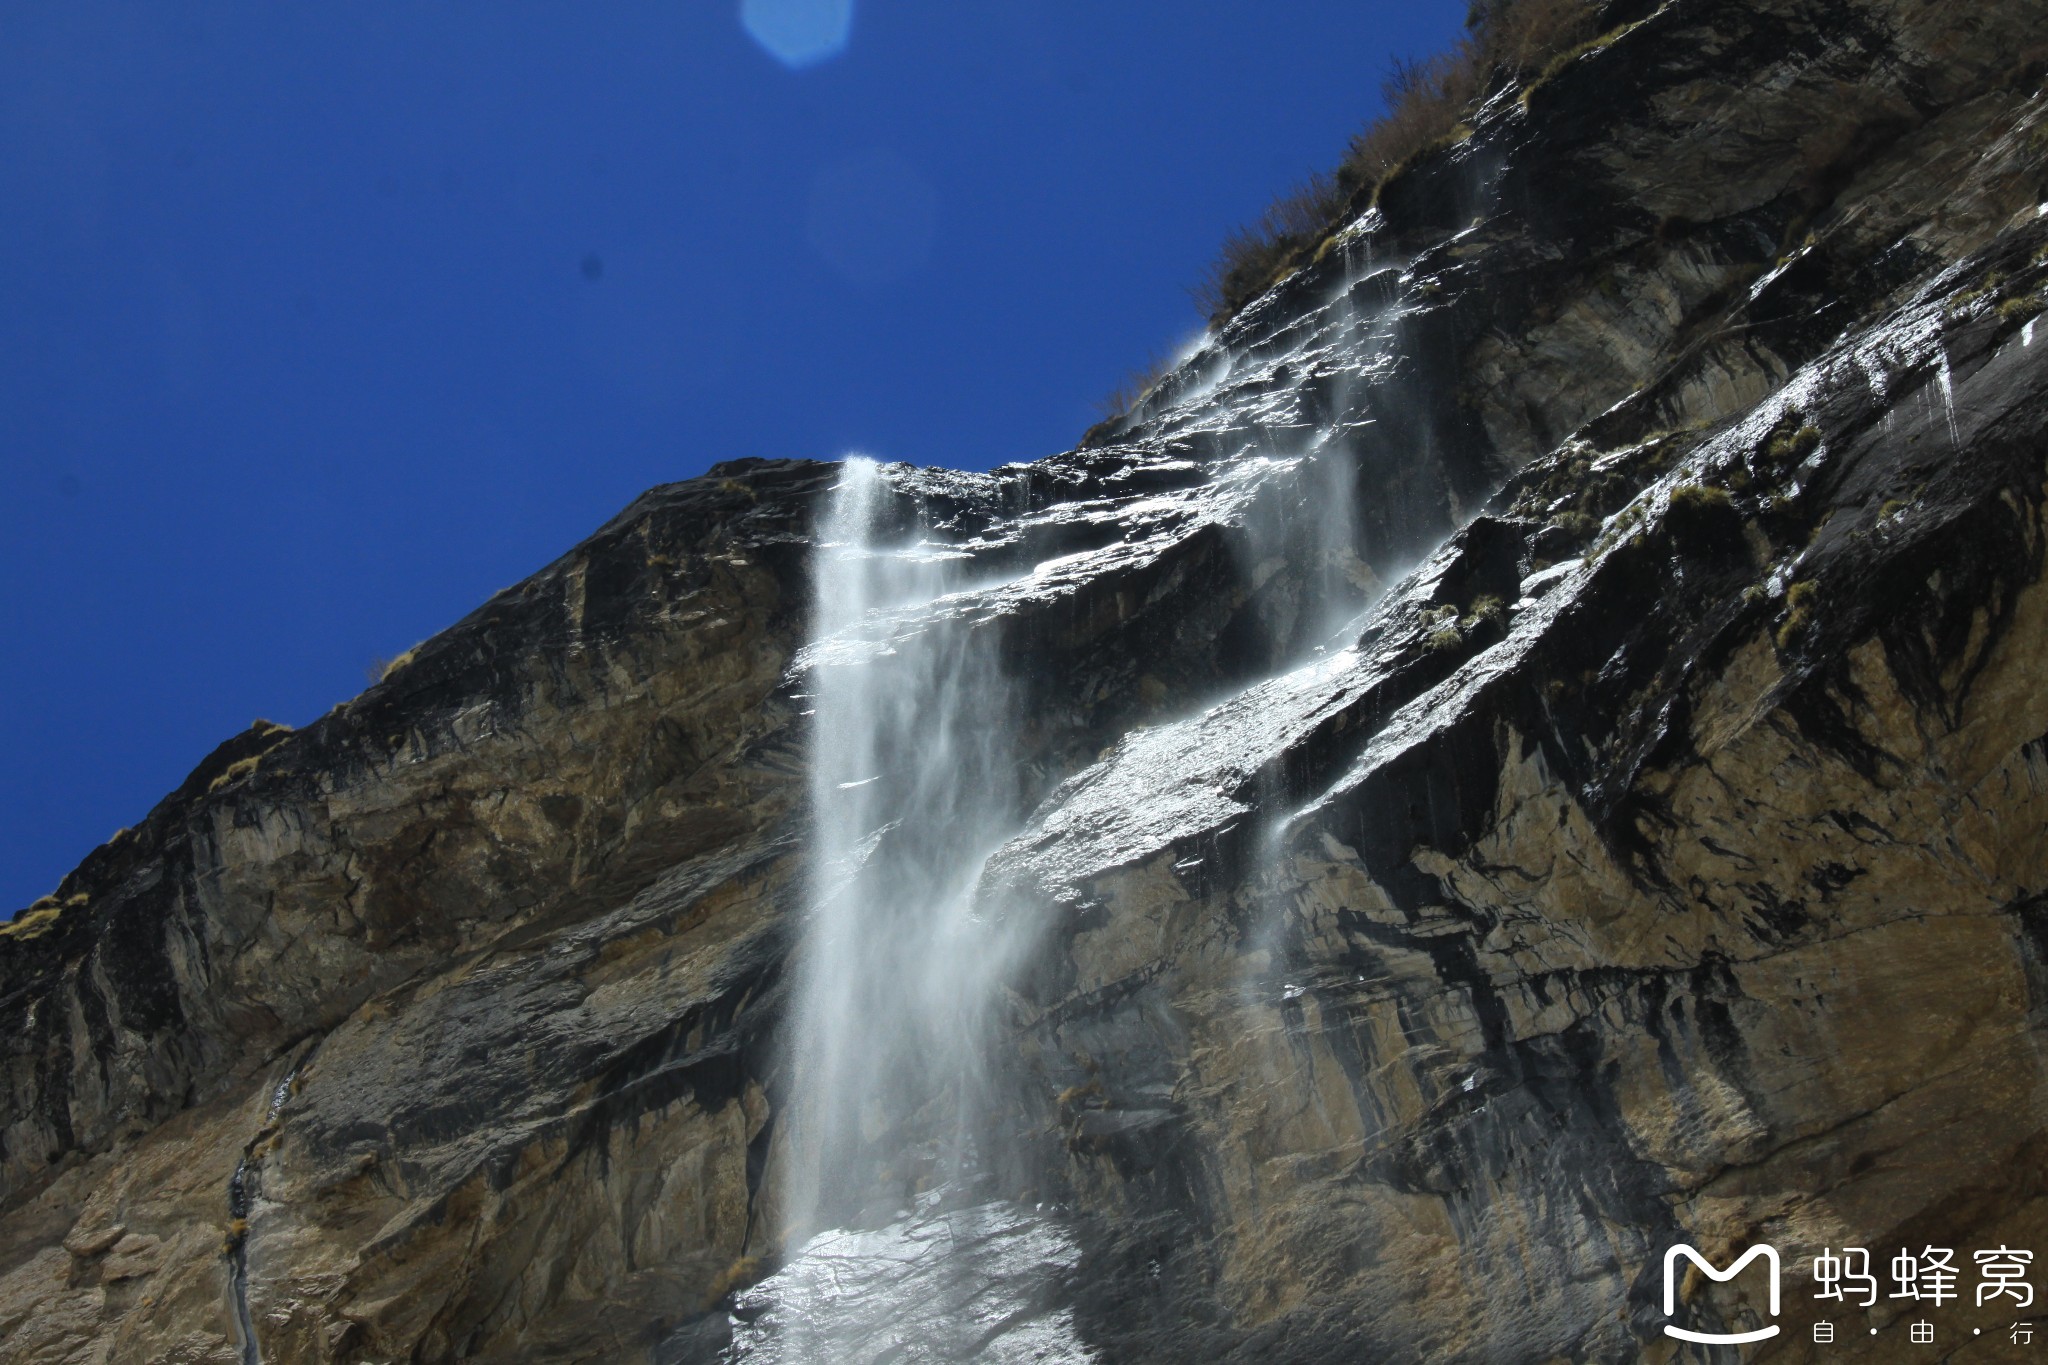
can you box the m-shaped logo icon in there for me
[1664,1243,1782,1344]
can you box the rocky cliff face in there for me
[5,0,2048,1361]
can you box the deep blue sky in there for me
[1,1,1466,910]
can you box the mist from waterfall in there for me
[779,457,1029,1250]
[1133,220,1501,1041]
[1223,249,1415,655]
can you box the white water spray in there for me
[779,457,1032,1248]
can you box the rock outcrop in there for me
[4,0,2048,1360]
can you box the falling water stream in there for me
[783,457,1021,1232]
[726,457,1097,1362]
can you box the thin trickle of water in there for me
[228,1155,261,1365]
[226,1050,313,1365]
[1215,233,1450,662]
[1936,346,1963,447]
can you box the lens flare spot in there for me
[740,0,853,69]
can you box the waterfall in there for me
[739,455,1111,1361]
[740,192,1497,1361]
[779,456,1025,1240]
[773,243,1451,1239]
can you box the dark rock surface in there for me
[4,0,2048,1360]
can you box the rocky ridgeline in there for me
[4,0,2048,1360]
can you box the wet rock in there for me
[691,1199,1094,1365]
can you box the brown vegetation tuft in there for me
[3,890,91,937]
[1426,625,1467,653]
[1094,347,1184,423]
[1,904,64,940]
[207,754,264,794]
[1463,593,1508,628]
[1764,423,1823,468]
[367,645,420,686]
[1668,483,1734,514]
[1776,580,1820,649]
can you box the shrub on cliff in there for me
[1192,0,1601,326]
[1094,345,1185,422]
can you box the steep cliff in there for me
[5,0,2048,1361]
